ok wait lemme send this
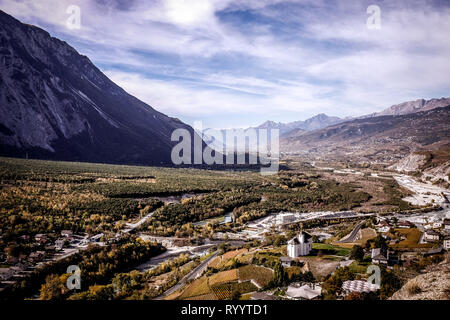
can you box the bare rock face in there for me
[0,10,196,165]
[375,97,450,117]
[389,154,427,172]
[390,256,450,300]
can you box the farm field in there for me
[167,263,274,300]
[312,243,351,256]
[389,228,434,249]
[0,156,396,243]
[238,265,273,288]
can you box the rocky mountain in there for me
[0,10,199,166]
[367,97,450,117]
[281,105,450,162]
[389,146,450,183]
[257,113,343,136]
[390,255,449,300]
[201,114,342,152]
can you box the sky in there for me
[1,0,450,128]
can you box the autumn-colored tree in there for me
[40,274,70,300]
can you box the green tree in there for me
[271,261,287,287]
[373,235,388,252]
[350,245,364,262]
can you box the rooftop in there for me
[342,280,380,293]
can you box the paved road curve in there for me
[337,220,365,243]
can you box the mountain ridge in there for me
[281,105,450,162]
[0,10,198,166]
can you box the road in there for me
[123,210,157,233]
[337,221,365,243]
[155,251,219,300]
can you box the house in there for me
[286,284,322,300]
[287,231,312,257]
[61,230,74,237]
[423,230,440,242]
[34,234,48,244]
[433,222,442,229]
[371,248,399,266]
[378,226,390,233]
[280,257,294,268]
[398,221,414,228]
[444,219,450,232]
[277,213,296,225]
[372,253,388,265]
[55,239,65,251]
[28,251,45,263]
[0,268,14,281]
[371,248,381,259]
[444,235,450,251]
[387,251,400,265]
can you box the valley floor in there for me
[0,157,448,300]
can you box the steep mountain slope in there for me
[0,10,197,166]
[390,145,450,183]
[390,255,449,300]
[281,106,450,162]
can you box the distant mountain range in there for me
[365,97,450,117]
[255,113,344,136]
[281,105,450,161]
[202,114,343,152]
[204,97,450,157]
[0,11,199,166]
[255,97,450,139]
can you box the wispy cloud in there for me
[1,0,449,128]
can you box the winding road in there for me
[337,221,365,243]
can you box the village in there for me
[1,159,449,300]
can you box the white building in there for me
[444,235,450,251]
[287,232,312,257]
[277,213,296,225]
[433,222,442,229]
[378,226,390,233]
[444,219,450,232]
[423,230,440,242]
[286,284,322,300]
